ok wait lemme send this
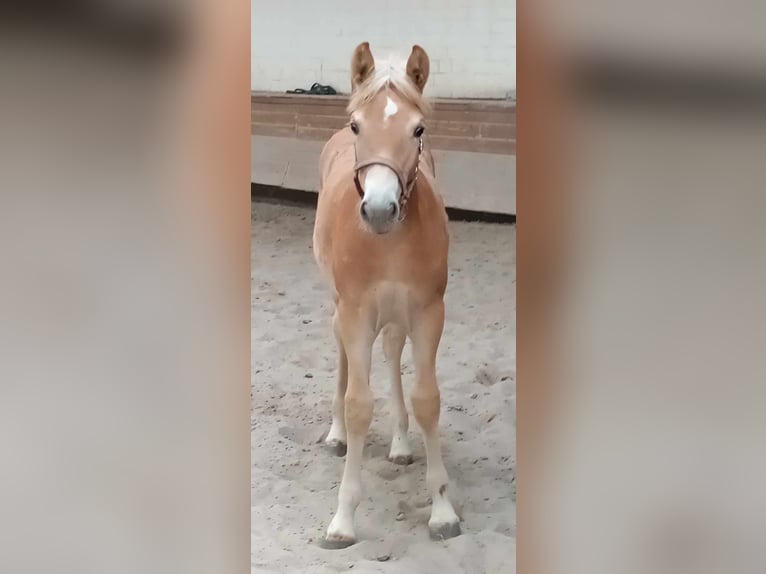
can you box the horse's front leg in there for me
[322,302,374,548]
[410,298,461,540]
[324,310,348,455]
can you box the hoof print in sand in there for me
[429,521,462,541]
[474,367,498,386]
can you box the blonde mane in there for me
[347,56,432,116]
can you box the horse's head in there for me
[347,42,431,234]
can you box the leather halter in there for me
[353,137,423,220]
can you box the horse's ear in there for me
[406,45,430,93]
[351,42,375,91]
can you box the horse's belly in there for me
[312,216,338,295]
[370,281,414,332]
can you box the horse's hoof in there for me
[325,439,347,457]
[388,454,413,465]
[429,521,462,541]
[319,535,356,549]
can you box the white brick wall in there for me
[251,0,516,99]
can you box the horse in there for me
[312,42,460,548]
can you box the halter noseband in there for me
[353,137,423,220]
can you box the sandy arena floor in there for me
[251,200,516,574]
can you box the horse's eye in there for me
[414,125,425,138]
[350,121,360,135]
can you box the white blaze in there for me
[384,96,398,120]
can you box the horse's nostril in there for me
[388,202,397,216]
[360,201,369,219]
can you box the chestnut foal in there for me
[313,42,460,547]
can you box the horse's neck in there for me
[406,171,444,225]
[420,141,436,179]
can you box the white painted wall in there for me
[251,0,515,99]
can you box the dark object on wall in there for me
[286,83,337,95]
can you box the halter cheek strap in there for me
[353,138,423,220]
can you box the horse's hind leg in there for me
[325,310,347,455]
[410,299,461,540]
[382,324,412,465]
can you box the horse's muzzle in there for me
[360,198,399,233]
